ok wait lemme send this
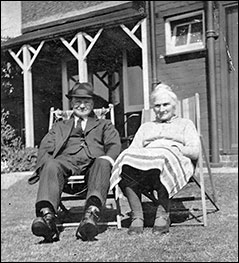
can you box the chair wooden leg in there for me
[114,185,122,229]
[200,136,217,203]
[200,180,207,227]
[116,202,122,229]
[198,151,207,227]
[192,176,220,211]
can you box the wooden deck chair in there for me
[48,104,122,229]
[140,93,219,226]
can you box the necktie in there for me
[77,118,82,130]
[75,117,82,129]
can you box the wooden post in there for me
[22,45,34,147]
[141,18,150,110]
[61,59,69,110]
[60,29,103,85]
[9,41,44,147]
[122,50,128,137]
[77,32,88,82]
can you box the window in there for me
[165,11,205,55]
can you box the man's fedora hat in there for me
[66,82,94,99]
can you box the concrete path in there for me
[1,171,34,189]
[1,167,237,190]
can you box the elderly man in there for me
[29,82,121,241]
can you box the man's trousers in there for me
[35,157,111,216]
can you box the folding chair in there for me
[48,104,122,229]
[140,93,219,226]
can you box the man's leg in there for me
[32,159,73,241]
[76,158,111,241]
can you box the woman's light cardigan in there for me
[110,116,200,198]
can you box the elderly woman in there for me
[110,83,200,235]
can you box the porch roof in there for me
[1,1,146,50]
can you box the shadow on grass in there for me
[56,201,191,229]
[56,205,119,235]
[112,201,192,228]
[38,236,60,244]
[121,199,219,228]
[35,190,220,244]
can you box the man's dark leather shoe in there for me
[76,205,100,241]
[31,207,59,241]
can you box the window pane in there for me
[190,22,203,43]
[175,25,189,46]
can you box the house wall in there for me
[153,1,211,157]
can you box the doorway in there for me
[220,2,238,154]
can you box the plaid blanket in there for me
[110,146,195,199]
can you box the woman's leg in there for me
[119,165,144,234]
[125,186,144,232]
[153,176,170,234]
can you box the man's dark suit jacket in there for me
[28,112,121,185]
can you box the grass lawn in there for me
[1,172,238,262]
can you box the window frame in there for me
[165,10,206,55]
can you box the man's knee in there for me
[44,159,58,169]
[45,159,58,167]
[42,159,64,176]
[94,157,112,169]
[40,159,64,183]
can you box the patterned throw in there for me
[110,146,195,199]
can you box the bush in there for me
[1,109,38,173]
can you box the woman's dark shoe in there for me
[31,207,59,241]
[128,217,144,235]
[152,216,170,235]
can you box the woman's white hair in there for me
[150,83,178,106]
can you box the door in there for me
[220,2,238,154]
[122,49,144,139]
